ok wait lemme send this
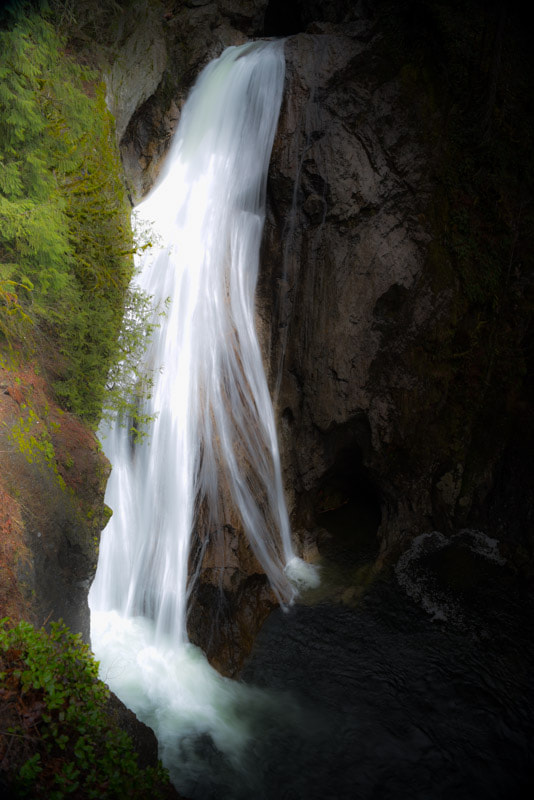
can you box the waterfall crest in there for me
[89,40,306,646]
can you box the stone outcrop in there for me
[105,0,168,144]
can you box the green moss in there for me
[7,402,66,490]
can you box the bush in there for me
[0,618,172,798]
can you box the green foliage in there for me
[0,7,156,428]
[0,13,77,320]
[0,618,171,798]
[5,401,67,489]
[102,285,165,439]
[51,79,141,423]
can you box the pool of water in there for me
[164,521,533,800]
[93,510,533,800]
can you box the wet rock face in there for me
[260,12,532,565]
[186,516,278,677]
[260,21,439,551]
[188,571,276,677]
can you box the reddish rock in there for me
[0,358,109,640]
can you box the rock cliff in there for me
[259,3,533,573]
[98,0,534,673]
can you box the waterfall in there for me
[88,40,318,790]
[90,40,317,648]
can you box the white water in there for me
[89,40,318,791]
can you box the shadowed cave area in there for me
[313,446,382,577]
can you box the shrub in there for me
[0,618,171,798]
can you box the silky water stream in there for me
[89,39,319,797]
[89,40,533,800]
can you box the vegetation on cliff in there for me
[0,2,152,427]
[0,3,171,796]
[0,619,171,798]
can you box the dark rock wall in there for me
[261,21,437,554]
[260,3,533,576]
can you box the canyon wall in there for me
[259,5,533,569]
[103,0,533,674]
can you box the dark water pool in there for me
[174,527,533,800]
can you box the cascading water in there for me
[89,39,317,795]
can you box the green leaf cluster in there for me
[0,618,171,798]
[0,6,153,427]
[0,12,74,334]
[5,400,67,488]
